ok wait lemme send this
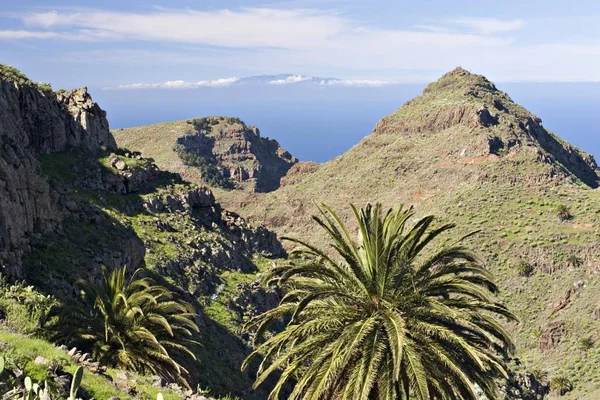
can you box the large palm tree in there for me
[242,203,516,400]
[60,267,199,381]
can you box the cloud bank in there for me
[106,75,393,90]
[4,7,600,82]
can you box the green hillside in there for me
[183,68,600,399]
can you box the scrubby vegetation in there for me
[0,275,56,334]
[174,142,233,189]
[556,204,573,221]
[0,64,52,92]
[244,203,516,399]
[514,260,535,277]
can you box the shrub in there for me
[577,336,594,351]
[0,274,57,334]
[0,64,52,92]
[187,117,214,133]
[550,375,573,396]
[556,204,572,221]
[225,116,244,125]
[0,355,83,400]
[515,260,534,277]
[566,254,582,268]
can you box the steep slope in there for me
[114,116,297,192]
[0,66,285,399]
[0,70,115,274]
[214,68,600,399]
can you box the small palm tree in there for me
[59,267,199,381]
[550,375,573,396]
[556,204,572,221]
[243,203,516,400]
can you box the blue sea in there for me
[93,83,600,163]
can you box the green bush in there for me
[566,254,582,268]
[225,117,244,125]
[0,355,83,400]
[174,144,232,189]
[577,336,594,351]
[514,260,534,277]
[556,204,572,221]
[0,274,57,334]
[188,117,211,133]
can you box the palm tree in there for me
[60,266,199,382]
[242,203,516,400]
[550,375,573,396]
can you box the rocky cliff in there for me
[0,73,116,273]
[0,66,286,398]
[114,116,297,192]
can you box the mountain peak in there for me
[423,66,499,97]
[375,69,600,188]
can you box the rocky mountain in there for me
[0,71,115,274]
[6,64,600,399]
[0,66,286,398]
[114,116,297,192]
[205,68,600,399]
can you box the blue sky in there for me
[3,0,600,89]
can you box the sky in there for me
[1,1,600,163]
[3,0,600,89]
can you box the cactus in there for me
[0,358,84,400]
[67,366,83,400]
[24,376,33,400]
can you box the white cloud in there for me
[106,75,395,90]
[110,77,239,90]
[449,18,525,35]
[0,30,58,39]
[319,79,389,87]
[7,8,600,82]
[268,75,312,84]
[196,77,240,87]
[19,8,345,49]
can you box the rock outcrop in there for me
[0,74,116,274]
[115,116,298,193]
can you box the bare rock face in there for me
[0,77,115,274]
[177,117,297,192]
[538,321,566,352]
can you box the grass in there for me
[0,330,186,400]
